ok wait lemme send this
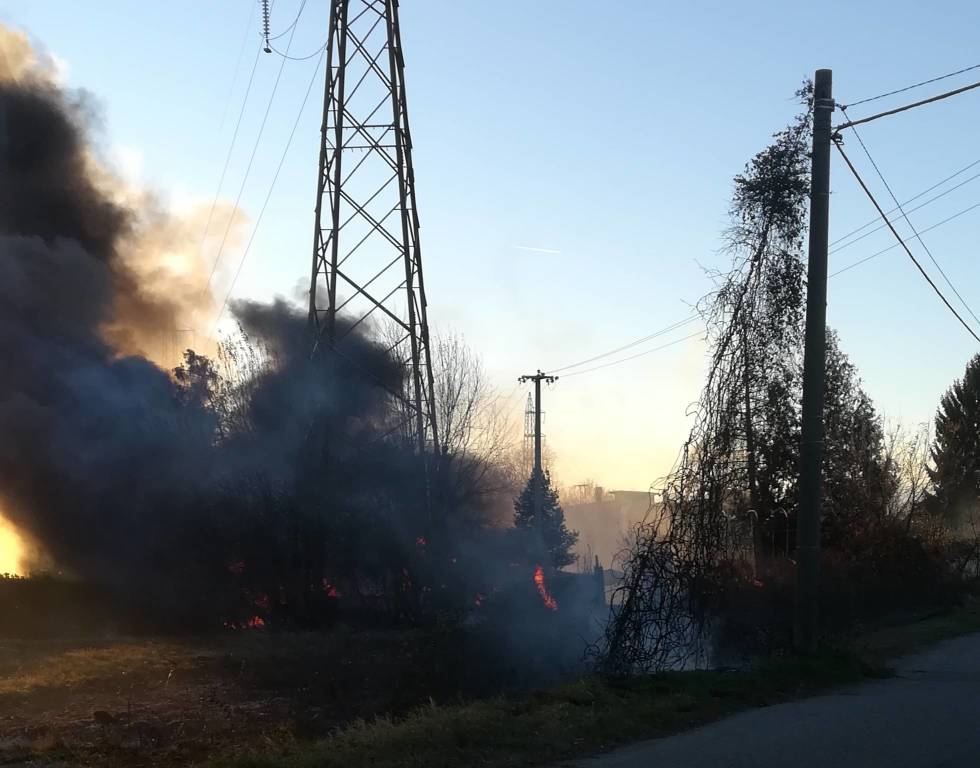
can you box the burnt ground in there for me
[0,619,591,767]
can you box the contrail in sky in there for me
[514,245,561,255]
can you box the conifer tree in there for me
[929,354,980,526]
[513,470,578,569]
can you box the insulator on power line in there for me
[261,0,272,53]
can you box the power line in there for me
[216,0,258,132]
[197,31,264,282]
[209,45,326,338]
[839,107,980,326]
[841,63,980,109]
[560,331,705,379]
[201,0,307,302]
[267,41,327,61]
[829,156,980,249]
[549,314,699,374]
[831,198,980,276]
[833,139,980,344]
[267,0,306,40]
[263,0,324,62]
[830,198,980,277]
[834,78,980,132]
[829,170,980,256]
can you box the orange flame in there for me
[223,615,266,630]
[0,512,25,577]
[534,565,558,611]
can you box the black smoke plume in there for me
[0,34,604,687]
[0,30,428,626]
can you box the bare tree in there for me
[880,421,933,527]
[380,324,521,524]
[432,333,521,524]
[173,325,275,441]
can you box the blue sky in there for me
[2,0,978,490]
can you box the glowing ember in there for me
[223,615,266,630]
[533,565,558,611]
[254,593,271,610]
[322,579,340,597]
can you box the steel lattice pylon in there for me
[309,0,439,456]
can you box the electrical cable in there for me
[829,157,980,249]
[830,199,980,277]
[830,170,980,256]
[267,0,305,40]
[263,0,323,60]
[834,78,980,132]
[841,63,980,109]
[560,332,705,379]
[209,45,326,337]
[840,107,980,326]
[216,0,257,132]
[549,315,699,374]
[201,0,307,303]
[267,41,327,61]
[197,32,264,286]
[833,139,980,344]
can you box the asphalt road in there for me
[567,632,980,768]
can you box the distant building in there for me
[562,488,661,570]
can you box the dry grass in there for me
[857,594,980,659]
[216,649,879,768]
[0,638,188,695]
[217,600,980,768]
[4,599,980,768]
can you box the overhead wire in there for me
[548,314,700,374]
[209,44,325,337]
[829,157,980,250]
[830,171,980,256]
[196,19,266,287]
[267,0,306,40]
[834,78,980,132]
[839,107,980,326]
[840,63,980,109]
[216,0,258,132]
[830,199,980,277]
[560,332,705,379]
[267,41,328,61]
[540,76,980,379]
[264,0,325,60]
[201,0,308,305]
[833,139,980,344]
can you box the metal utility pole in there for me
[518,371,558,529]
[522,392,535,477]
[309,0,439,458]
[795,69,833,654]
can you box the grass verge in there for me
[215,599,980,768]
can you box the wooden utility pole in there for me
[796,68,834,654]
[518,370,558,529]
